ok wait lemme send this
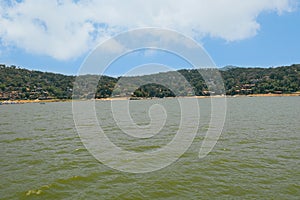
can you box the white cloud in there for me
[0,0,297,60]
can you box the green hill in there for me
[0,64,299,100]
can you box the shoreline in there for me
[233,93,300,97]
[1,93,299,104]
[0,99,72,104]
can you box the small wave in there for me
[13,137,32,141]
[1,137,32,143]
[34,128,47,131]
[25,189,43,196]
[24,184,52,196]
[0,131,16,134]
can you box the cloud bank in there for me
[0,0,296,60]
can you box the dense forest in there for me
[0,64,299,100]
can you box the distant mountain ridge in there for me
[219,65,239,71]
[0,64,299,100]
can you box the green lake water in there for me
[1,97,299,199]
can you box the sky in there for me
[0,0,299,76]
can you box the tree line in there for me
[0,64,299,100]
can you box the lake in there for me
[1,97,299,199]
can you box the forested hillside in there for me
[0,64,299,100]
[0,64,74,100]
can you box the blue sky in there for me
[204,10,300,68]
[0,0,299,76]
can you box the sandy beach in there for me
[1,92,299,104]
